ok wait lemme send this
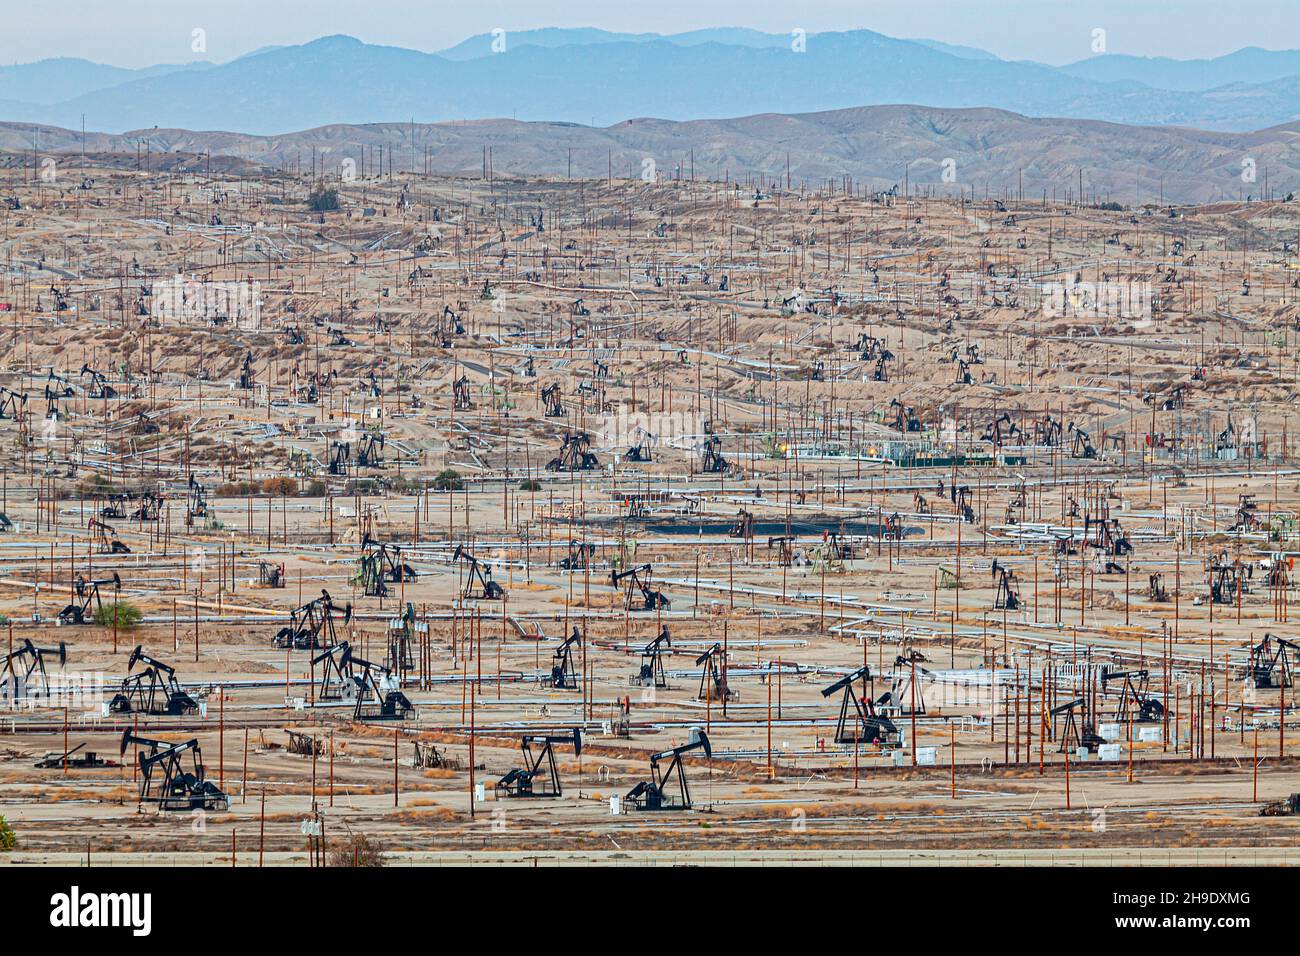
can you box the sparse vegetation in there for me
[328,830,385,867]
[0,816,16,851]
[216,478,301,497]
[433,468,463,491]
[262,476,298,496]
[307,183,339,212]
[94,601,142,630]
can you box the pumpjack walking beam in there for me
[698,436,730,473]
[259,561,285,588]
[108,645,199,716]
[59,572,121,625]
[1209,556,1251,604]
[695,643,734,702]
[357,432,385,468]
[878,651,929,716]
[1068,422,1097,459]
[328,440,351,476]
[312,641,355,701]
[119,731,228,811]
[358,535,418,597]
[187,474,208,519]
[625,728,712,811]
[44,370,72,419]
[992,559,1020,610]
[729,509,755,540]
[768,535,795,567]
[453,544,506,599]
[453,375,473,410]
[1,639,66,700]
[821,666,897,745]
[87,517,130,554]
[79,364,117,399]
[1100,668,1166,722]
[130,493,164,522]
[35,742,118,770]
[550,628,581,689]
[540,382,563,417]
[610,564,669,611]
[625,430,653,462]
[889,398,920,432]
[274,590,352,650]
[558,539,595,570]
[634,626,671,688]
[1249,634,1298,689]
[496,728,582,798]
[100,494,129,520]
[238,352,255,389]
[545,430,598,471]
[0,386,26,420]
[1051,698,1104,753]
[386,602,419,672]
[348,654,415,721]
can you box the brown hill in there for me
[2,105,1296,204]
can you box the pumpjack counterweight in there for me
[821,666,898,745]
[358,534,418,598]
[1249,635,1297,689]
[275,590,352,650]
[58,572,122,624]
[1,639,66,701]
[695,642,735,702]
[347,653,415,722]
[550,628,581,689]
[625,728,711,811]
[1051,698,1104,753]
[496,728,582,798]
[1101,668,1166,722]
[610,564,669,611]
[453,545,506,600]
[633,626,671,688]
[109,645,199,716]
[120,731,228,811]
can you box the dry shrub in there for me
[394,806,458,823]
[328,830,386,867]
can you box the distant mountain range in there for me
[5,104,1294,205]
[0,30,1298,135]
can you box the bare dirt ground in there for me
[2,161,1300,864]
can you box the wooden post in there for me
[469,681,476,818]
[910,656,918,766]
[949,721,956,799]
[766,661,773,779]
[1281,678,1287,759]
[1253,727,1259,802]
[1064,746,1071,810]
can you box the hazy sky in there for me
[5,0,1297,68]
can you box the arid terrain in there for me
[3,105,1296,205]
[1,156,1300,865]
